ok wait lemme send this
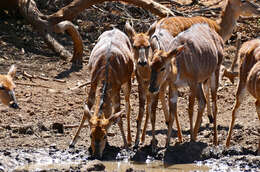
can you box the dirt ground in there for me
[0,0,260,171]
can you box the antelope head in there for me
[84,105,124,159]
[125,22,156,79]
[231,0,260,17]
[149,45,184,94]
[0,65,19,109]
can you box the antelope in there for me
[125,22,183,148]
[0,65,19,109]
[226,38,260,155]
[149,24,224,151]
[69,28,134,159]
[149,0,260,80]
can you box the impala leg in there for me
[254,100,260,155]
[69,111,88,147]
[122,80,132,145]
[134,81,146,147]
[165,85,178,148]
[159,82,169,125]
[230,32,241,72]
[203,79,214,124]
[188,85,196,141]
[226,80,246,147]
[210,71,219,145]
[113,89,128,149]
[150,93,159,152]
[141,93,150,144]
[193,83,206,142]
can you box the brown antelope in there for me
[125,22,183,148]
[151,0,260,43]
[150,0,260,80]
[149,24,224,151]
[226,38,260,155]
[0,65,19,109]
[69,28,134,159]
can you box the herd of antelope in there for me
[1,0,260,159]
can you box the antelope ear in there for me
[166,45,185,62]
[8,65,17,78]
[125,21,136,41]
[107,111,124,129]
[147,21,157,36]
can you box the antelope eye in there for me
[90,135,93,139]
[103,135,107,140]
[160,67,166,72]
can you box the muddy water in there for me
[102,161,210,172]
[15,160,210,172]
[1,144,260,171]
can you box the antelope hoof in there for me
[69,142,75,149]
[71,60,83,71]
[208,115,214,124]
[133,142,139,150]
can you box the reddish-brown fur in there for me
[150,0,260,82]
[124,22,183,147]
[151,0,260,43]
[226,38,260,155]
[69,28,134,158]
[149,24,224,150]
[0,65,19,109]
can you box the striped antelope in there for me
[69,28,134,159]
[149,24,224,151]
[226,38,260,155]
[124,22,183,148]
[0,65,19,109]
[149,0,260,80]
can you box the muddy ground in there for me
[0,0,260,171]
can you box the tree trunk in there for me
[46,0,175,25]
[1,0,174,69]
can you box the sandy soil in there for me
[0,0,260,171]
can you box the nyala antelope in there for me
[149,0,260,80]
[0,65,19,109]
[149,24,224,150]
[226,38,260,155]
[69,28,134,159]
[124,22,183,148]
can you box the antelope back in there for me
[0,65,19,109]
[169,24,224,83]
[154,16,220,39]
[89,28,134,86]
[238,39,260,79]
[247,61,260,100]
